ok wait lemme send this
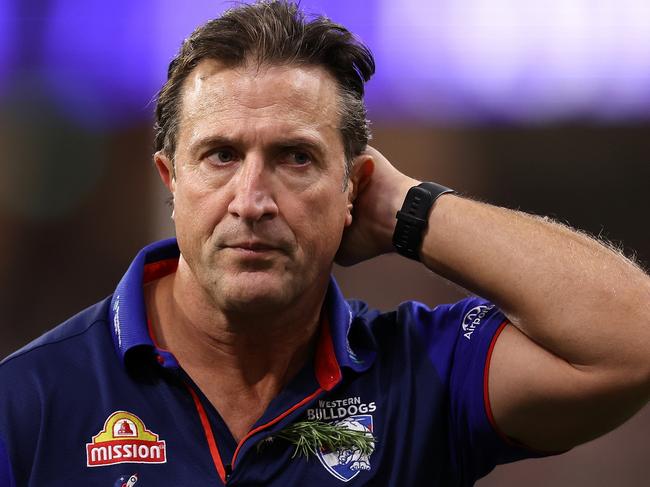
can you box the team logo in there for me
[86,411,167,467]
[316,415,374,482]
[461,304,494,340]
[114,474,138,487]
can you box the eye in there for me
[207,149,236,165]
[286,151,312,166]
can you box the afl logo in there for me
[462,304,494,340]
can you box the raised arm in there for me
[340,146,650,452]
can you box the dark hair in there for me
[154,0,375,178]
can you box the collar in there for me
[109,239,376,381]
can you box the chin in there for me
[214,272,296,314]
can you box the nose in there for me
[227,155,279,222]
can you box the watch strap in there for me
[392,182,454,260]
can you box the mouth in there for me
[224,241,285,255]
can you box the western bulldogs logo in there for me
[317,415,374,482]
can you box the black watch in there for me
[392,182,455,261]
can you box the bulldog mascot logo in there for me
[317,415,374,482]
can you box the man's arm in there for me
[341,146,650,452]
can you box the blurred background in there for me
[0,0,648,485]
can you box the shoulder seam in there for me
[0,318,108,368]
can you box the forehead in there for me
[177,59,342,147]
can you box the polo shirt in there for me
[0,239,547,486]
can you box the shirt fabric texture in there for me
[0,239,548,486]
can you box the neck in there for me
[145,259,328,398]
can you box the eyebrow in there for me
[188,134,328,159]
[187,135,234,157]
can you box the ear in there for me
[344,153,375,226]
[154,151,176,194]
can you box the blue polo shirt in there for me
[0,239,547,486]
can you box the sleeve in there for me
[407,297,556,482]
[0,435,16,487]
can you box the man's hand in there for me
[336,146,418,266]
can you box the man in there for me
[1,1,649,485]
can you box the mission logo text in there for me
[86,411,167,467]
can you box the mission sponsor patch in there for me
[86,411,167,467]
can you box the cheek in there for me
[173,184,227,242]
[291,192,348,256]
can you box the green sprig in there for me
[257,420,376,459]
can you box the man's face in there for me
[156,60,354,313]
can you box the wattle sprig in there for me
[257,420,375,459]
